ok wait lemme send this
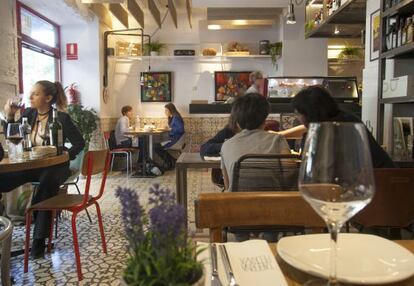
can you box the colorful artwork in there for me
[370,9,380,61]
[140,72,172,102]
[214,71,251,101]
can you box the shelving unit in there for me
[305,0,366,38]
[377,0,414,162]
[109,55,272,62]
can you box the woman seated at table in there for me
[0,80,85,259]
[291,85,395,168]
[154,103,184,170]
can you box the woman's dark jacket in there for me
[301,110,395,168]
[200,126,235,157]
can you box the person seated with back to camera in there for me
[291,85,395,168]
[221,93,291,192]
[220,93,291,242]
[154,103,184,170]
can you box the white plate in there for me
[277,233,414,285]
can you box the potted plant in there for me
[67,104,99,151]
[116,184,204,286]
[338,46,362,60]
[144,41,166,56]
[267,42,283,66]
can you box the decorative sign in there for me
[66,43,78,60]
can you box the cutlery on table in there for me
[219,244,239,286]
[210,243,223,286]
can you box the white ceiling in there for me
[20,0,89,25]
[192,0,290,8]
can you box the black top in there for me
[200,126,235,157]
[4,108,85,160]
[301,110,395,169]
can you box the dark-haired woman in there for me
[292,85,394,168]
[1,80,85,258]
[155,103,185,170]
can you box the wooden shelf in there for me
[382,0,414,17]
[380,97,414,104]
[381,42,414,59]
[110,55,272,62]
[306,0,366,38]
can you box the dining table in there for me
[0,152,69,173]
[176,152,221,227]
[125,129,169,177]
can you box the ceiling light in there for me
[334,26,340,34]
[286,0,296,25]
[208,24,222,30]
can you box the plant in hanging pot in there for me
[144,41,166,56]
[116,184,204,286]
[267,42,283,67]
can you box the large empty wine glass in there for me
[299,122,375,285]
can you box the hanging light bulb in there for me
[286,0,296,25]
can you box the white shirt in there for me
[246,84,259,94]
[115,116,130,145]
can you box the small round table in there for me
[0,152,69,174]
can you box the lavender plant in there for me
[116,185,203,286]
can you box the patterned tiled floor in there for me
[9,169,218,285]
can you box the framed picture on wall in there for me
[140,72,172,102]
[214,71,251,101]
[370,9,380,61]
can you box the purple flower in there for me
[115,187,145,248]
[148,184,186,248]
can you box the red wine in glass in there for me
[7,136,23,145]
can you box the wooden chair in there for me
[24,150,111,281]
[352,168,414,237]
[195,192,325,242]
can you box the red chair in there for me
[103,131,134,177]
[24,150,111,281]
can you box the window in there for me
[17,2,61,100]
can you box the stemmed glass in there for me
[299,122,375,285]
[6,123,24,162]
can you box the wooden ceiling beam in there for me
[168,0,178,28]
[186,0,192,28]
[89,3,113,29]
[126,0,144,28]
[109,3,129,28]
[148,0,161,28]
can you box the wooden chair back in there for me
[195,192,325,242]
[232,154,300,192]
[352,168,414,228]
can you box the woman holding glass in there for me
[0,80,84,259]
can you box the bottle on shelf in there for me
[398,17,404,47]
[402,18,408,46]
[21,117,32,151]
[392,22,398,49]
[408,16,414,44]
[49,108,63,155]
[407,134,413,159]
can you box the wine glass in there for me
[299,122,375,285]
[6,123,24,162]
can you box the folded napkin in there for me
[203,156,221,161]
[197,239,288,286]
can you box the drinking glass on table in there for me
[6,123,24,162]
[298,122,375,285]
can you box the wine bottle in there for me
[49,108,63,155]
[21,117,32,151]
